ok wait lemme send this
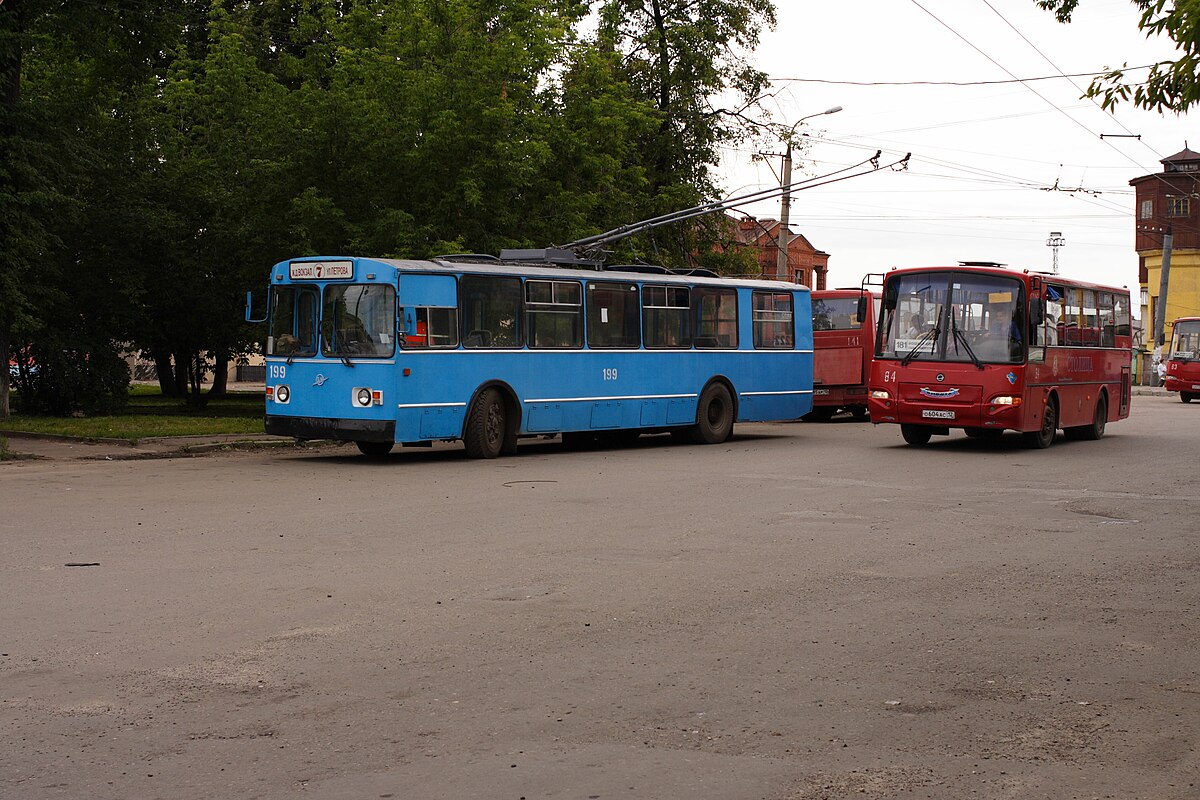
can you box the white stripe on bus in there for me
[524,393,698,404]
[395,402,469,409]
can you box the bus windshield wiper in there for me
[951,320,984,369]
[900,326,938,366]
[329,324,354,367]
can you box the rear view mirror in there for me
[245,291,267,323]
[856,294,868,323]
[1029,297,1045,326]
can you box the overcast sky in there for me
[717,0,1191,308]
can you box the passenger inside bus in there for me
[906,313,926,337]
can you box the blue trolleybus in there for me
[254,253,813,457]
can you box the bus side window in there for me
[404,307,459,349]
[461,275,522,348]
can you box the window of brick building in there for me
[1168,196,1190,217]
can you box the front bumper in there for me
[265,415,395,443]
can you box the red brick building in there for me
[728,215,831,288]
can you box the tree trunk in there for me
[0,318,10,419]
[1,2,26,419]
[209,355,228,396]
[153,350,177,395]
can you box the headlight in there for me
[275,385,290,404]
[355,387,372,407]
[870,390,891,400]
[991,395,1020,406]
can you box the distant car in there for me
[8,358,39,380]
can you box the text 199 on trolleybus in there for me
[254,254,814,457]
[1164,317,1200,403]
[867,263,1132,448]
[806,287,880,421]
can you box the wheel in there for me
[900,424,932,446]
[1022,397,1057,449]
[464,388,507,459]
[355,440,394,457]
[803,407,837,422]
[688,383,735,444]
[849,405,869,421]
[1182,392,1194,404]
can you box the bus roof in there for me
[884,264,1128,294]
[281,256,809,292]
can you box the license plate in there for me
[814,388,830,396]
[1192,384,1200,390]
[922,409,955,420]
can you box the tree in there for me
[1037,0,1200,112]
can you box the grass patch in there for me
[0,390,265,441]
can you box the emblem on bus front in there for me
[1007,372,1017,385]
[920,387,960,399]
[936,373,945,382]
[313,374,328,387]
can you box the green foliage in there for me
[1037,0,1200,113]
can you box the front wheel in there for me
[464,388,507,459]
[1182,392,1194,404]
[900,424,932,446]
[356,440,394,457]
[1022,397,1057,449]
[688,383,735,444]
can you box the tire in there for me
[1182,392,1194,404]
[1081,395,1107,440]
[689,383,735,444]
[1022,397,1057,449]
[464,388,507,459]
[900,424,932,446]
[803,407,837,422]
[355,440,394,457]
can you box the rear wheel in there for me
[900,424,932,446]
[688,383,735,444]
[1022,397,1057,449]
[355,440,394,457]
[1182,392,1194,404]
[464,388,507,459]
[1066,395,1107,441]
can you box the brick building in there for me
[727,215,831,288]
[1130,145,1200,363]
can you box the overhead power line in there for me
[767,65,1161,88]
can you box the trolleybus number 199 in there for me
[603,368,619,381]
[269,364,287,380]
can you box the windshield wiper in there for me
[900,326,938,366]
[328,324,355,367]
[951,320,984,369]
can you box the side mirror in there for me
[856,294,868,323]
[1029,297,1045,326]
[245,291,267,324]
[882,281,898,311]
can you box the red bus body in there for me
[1164,317,1200,403]
[867,265,1132,447]
[808,289,878,420]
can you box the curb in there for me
[0,430,136,446]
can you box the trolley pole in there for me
[1154,227,1174,349]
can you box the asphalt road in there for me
[2,394,1197,800]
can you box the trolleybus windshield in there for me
[879,271,1026,365]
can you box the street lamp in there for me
[1046,231,1065,274]
[777,105,842,283]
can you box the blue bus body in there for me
[260,256,813,457]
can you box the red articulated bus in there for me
[867,262,1132,448]
[806,286,879,421]
[1164,317,1200,403]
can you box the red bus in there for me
[1164,317,1200,403]
[807,287,879,421]
[867,263,1132,447]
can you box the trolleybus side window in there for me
[461,275,522,348]
[526,279,582,349]
[753,291,794,349]
[268,286,318,356]
[643,285,692,348]
[1099,292,1116,347]
[587,282,640,348]
[812,297,865,330]
[321,284,396,358]
[404,306,459,349]
[1114,296,1131,337]
[693,287,738,348]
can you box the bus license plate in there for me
[1192,384,1200,390]
[922,409,955,420]
[814,389,830,396]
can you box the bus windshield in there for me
[878,271,1025,364]
[813,296,865,330]
[1170,319,1200,361]
[268,286,319,357]
[321,284,397,358]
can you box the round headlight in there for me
[276,385,290,403]
[356,387,372,407]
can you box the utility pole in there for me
[1154,226,1174,349]
[1045,231,1065,274]
[775,106,842,283]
